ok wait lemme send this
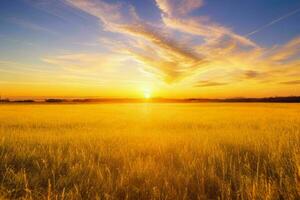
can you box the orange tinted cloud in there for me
[60,0,300,91]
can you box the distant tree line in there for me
[1,96,300,103]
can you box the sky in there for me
[0,0,300,99]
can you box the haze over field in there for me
[0,0,300,98]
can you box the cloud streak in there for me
[246,7,300,37]
[8,17,59,35]
[155,0,258,48]
[194,80,228,87]
[280,80,300,85]
[155,0,203,16]
[66,0,208,83]
[58,0,300,90]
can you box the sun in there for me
[144,91,151,99]
[143,88,152,99]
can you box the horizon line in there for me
[1,96,300,103]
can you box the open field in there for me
[0,103,299,199]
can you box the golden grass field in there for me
[0,103,299,200]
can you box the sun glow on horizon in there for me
[143,88,152,99]
[0,0,300,98]
[144,93,151,99]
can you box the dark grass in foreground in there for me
[0,103,300,199]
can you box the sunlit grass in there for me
[0,103,299,199]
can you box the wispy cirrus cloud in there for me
[155,0,257,48]
[246,7,300,37]
[279,80,300,85]
[267,36,300,63]
[155,0,204,16]
[43,53,127,73]
[194,80,228,87]
[48,0,300,89]
[65,0,206,83]
[8,17,58,35]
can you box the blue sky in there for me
[0,0,300,98]
[1,0,300,49]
